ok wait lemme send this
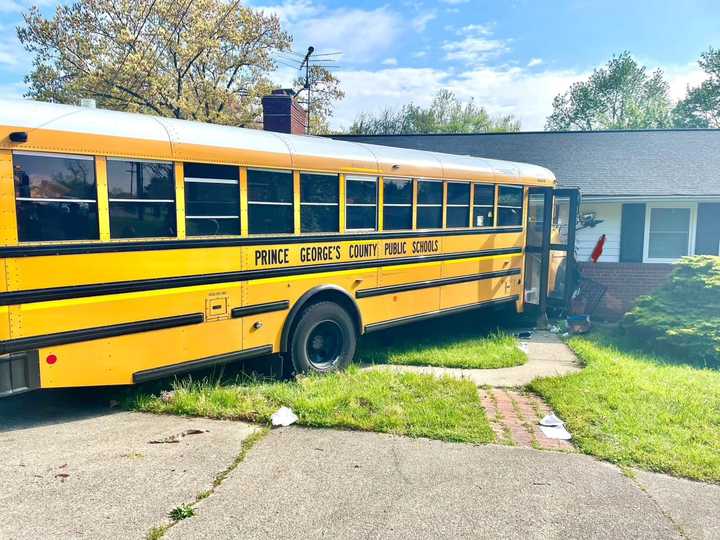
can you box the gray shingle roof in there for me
[332,130,720,197]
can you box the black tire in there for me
[289,301,357,375]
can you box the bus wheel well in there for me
[281,286,362,353]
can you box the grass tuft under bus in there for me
[357,311,527,370]
[130,366,494,444]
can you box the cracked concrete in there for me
[167,427,717,540]
[0,394,257,540]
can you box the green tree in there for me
[347,90,520,135]
[17,0,342,129]
[545,51,673,131]
[294,65,345,135]
[673,47,720,128]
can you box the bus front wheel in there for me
[289,301,357,375]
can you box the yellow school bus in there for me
[0,99,561,397]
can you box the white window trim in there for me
[643,202,697,263]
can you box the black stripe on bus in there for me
[355,269,521,299]
[0,227,523,258]
[0,247,523,307]
[364,296,519,333]
[231,300,290,319]
[0,313,204,355]
[133,345,273,384]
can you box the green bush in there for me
[623,256,720,365]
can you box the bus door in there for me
[523,187,580,314]
[547,188,580,311]
[523,188,552,313]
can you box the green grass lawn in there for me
[357,311,527,369]
[130,366,494,444]
[530,329,720,483]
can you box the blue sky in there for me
[1,0,718,130]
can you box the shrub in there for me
[623,256,720,365]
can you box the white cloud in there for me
[331,65,583,131]
[382,57,398,66]
[263,3,401,63]
[440,0,469,4]
[527,58,543,67]
[412,10,437,32]
[661,63,706,101]
[442,24,507,64]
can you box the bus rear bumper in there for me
[0,350,40,398]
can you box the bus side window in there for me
[345,176,377,231]
[498,185,524,226]
[184,162,240,236]
[13,151,99,242]
[300,173,339,233]
[446,182,470,228]
[382,178,412,231]
[107,159,176,239]
[416,179,442,229]
[247,169,294,234]
[473,183,495,227]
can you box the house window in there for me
[645,205,694,261]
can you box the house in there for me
[331,130,720,319]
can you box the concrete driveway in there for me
[0,389,257,540]
[2,391,719,539]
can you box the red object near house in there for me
[591,234,606,263]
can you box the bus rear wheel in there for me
[289,301,357,375]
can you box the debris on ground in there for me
[148,429,209,444]
[160,390,176,403]
[517,341,529,354]
[539,414,572,440]
[516,330,534,340]
[271,406,298,427]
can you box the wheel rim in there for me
[306,320,343,369]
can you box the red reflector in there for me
[46,354,57,365]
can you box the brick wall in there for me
[578,262,674,320]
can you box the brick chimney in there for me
[262,89,307,135]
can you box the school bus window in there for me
[498,185,524,226]
[416,179,442,229]
[13,151,99,242]
[301,172,339,233]
[184,162,240,236]
[107,159,176,239]
[345,176,377,231]
[247,169,294,234]
[473,183,495,227]
[382,177,412,230]
[446,182,470,228]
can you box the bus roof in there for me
[0,99,555,186]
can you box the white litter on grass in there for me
[517,341,529,353]
[271,406,298,427]
[539,414,572,440]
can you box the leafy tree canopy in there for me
[672,47,720,128]
[17,0,342,130]
[347,90,520,135]
[545,51,673,131]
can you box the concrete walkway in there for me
[0,396,257,540]
[366,331,582,387]
[167,427,720,540]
